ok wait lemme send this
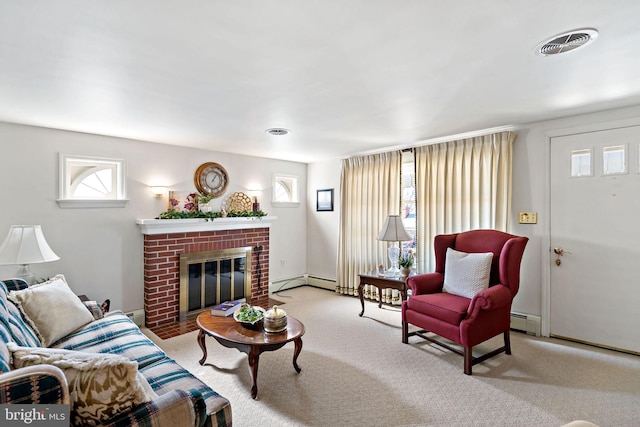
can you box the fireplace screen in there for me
[179,246,252,320]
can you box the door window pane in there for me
[570,149,592,177]
[603,145,626,175]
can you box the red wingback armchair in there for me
[402,229,528,375]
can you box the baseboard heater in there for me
[510,312,541,336]
[270,275,308,293]
[125,309,145,327]
[306,275,336,291]
[270,275,336,293]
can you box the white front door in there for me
[549,125,640,353]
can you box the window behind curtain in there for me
[401,150,416,253]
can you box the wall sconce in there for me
[150,186,167,197]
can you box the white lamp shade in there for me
[0,225,60,265]
[377,215,411,242]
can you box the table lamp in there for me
[377,215,411,276]
[0,225,60,285]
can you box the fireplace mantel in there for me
[136,216,277,235]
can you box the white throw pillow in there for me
[443,248,493,298]
[8,274,94,346]
[8,343,157,426]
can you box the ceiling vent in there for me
[265,128,290,136]
[535,28,598,56]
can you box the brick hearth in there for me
[142,227,270,328]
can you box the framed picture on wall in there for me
[316,188,334,211]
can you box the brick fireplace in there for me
[137,218,274,328]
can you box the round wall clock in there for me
[194,162,229,198]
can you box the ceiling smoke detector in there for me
[265,128,291,136]
[535,28,598,56]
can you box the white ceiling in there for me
[2,1,640,163]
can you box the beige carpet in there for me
[143,287,640,426]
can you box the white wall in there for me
[4,104,639,320]
[306,160,341,280]
[0,122,307,312]
[305,104,640,321]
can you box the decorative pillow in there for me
[1,278,29,292]
[8,275,94,346]
[82,300,105,320]
[443,248,493,298]
[8,343,157,426]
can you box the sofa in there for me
[0,275,232,426]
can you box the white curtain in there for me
[337,151,402,304]
[415,131,515,271]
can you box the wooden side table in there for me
[358,270,413,317]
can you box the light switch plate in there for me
[518,212,538,224]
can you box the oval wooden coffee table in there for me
[196,310,305,399]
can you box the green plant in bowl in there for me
[233,305,265,329]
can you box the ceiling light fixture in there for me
[265,128,291,136]
[535,28,598,56]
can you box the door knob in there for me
[554,247,571,267]
[553,247,571,256]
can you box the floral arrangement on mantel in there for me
[157,210,267,220]
[156,192,267,220]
